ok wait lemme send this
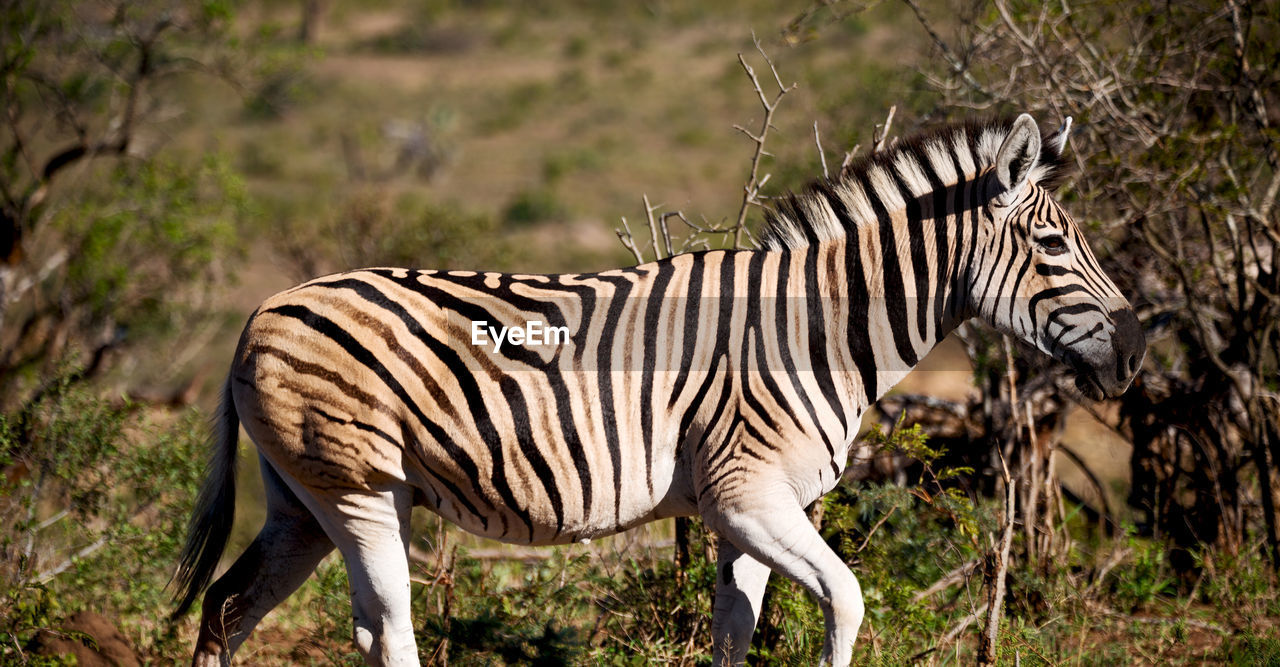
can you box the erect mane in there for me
[759,116,1069,251]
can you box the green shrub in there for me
[269,189,517,276]
[1110,530,1177,611]
[416,551,591,665]
[503,187,567,226]
[1222,630,1280,666]
[0,371,206,661]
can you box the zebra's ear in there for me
[994,114,1041,202]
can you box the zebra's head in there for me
[970,114,1145,400]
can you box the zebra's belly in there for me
[423,492,696,547]
[401,428,696,547]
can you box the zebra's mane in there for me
[759,116,1069,251]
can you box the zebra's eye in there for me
[1038,235,1068,255]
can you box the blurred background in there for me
[1,0,1277,664]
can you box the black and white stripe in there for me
[177,114,1144,667]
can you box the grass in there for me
[164,0,939,280]
[5,377,1278,664]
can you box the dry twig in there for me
[731,33,797,248]
[979,451,1016,665]
[813,121,829,179]
[912,558,983,603]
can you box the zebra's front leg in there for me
[711,539,772,666]
[707,502,864,667]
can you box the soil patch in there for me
[30,611,140,667]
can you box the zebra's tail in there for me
[171,374,240,619]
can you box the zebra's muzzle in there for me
[1111,308,1146,385]
[1059,308,1145,401]
[1071,369,1106,401]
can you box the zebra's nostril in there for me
[1109,308,1145,379]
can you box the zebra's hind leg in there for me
[709,503,865,667]
[193,456,334,667]
[711,539,773,666]
[307,484,419,667]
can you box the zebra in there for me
[173,114,1145,666]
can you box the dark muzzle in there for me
[1107,308,1145,394]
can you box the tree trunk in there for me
[298,0,323,44]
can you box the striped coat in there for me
[176,114,1144,667]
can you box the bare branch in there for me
[732,36,797,249]
[911,602,989,662]
[979,450,1016,665]
[1091,603,1228,634]
[813,121,829,180]
[872,105,896,153]
[616,216,645,265]
[643,194,663,261]
[912,558,982,603]
[900,0,992,98]
[36,536,108,584]
[841,105,898,171]
[844,141,865,168]
[853,502,900,554]
[658,212,680,258]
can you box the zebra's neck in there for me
[753,117,1068,415]
[792,177,979,411]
